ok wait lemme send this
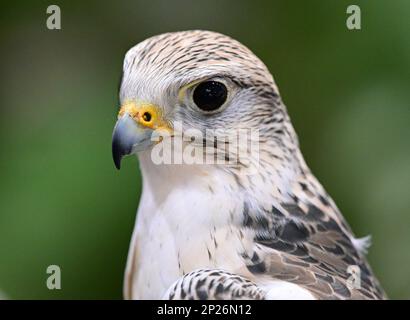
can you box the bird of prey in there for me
[112,30,386,300]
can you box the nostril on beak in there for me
[142,111,152,123]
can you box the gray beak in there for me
[112,114,153,169]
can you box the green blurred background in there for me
[0,0,409,299]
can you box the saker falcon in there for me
[112,30,386,300]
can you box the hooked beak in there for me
[112,114,153,169]
[112,101,171,170]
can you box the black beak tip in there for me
[112,140,123,170]
[113,155,122,170]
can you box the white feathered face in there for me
[112,30,287,169]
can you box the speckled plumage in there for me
[117,30,386,300]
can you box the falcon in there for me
[112,30,386,300]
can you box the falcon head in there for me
[112,30,297,171]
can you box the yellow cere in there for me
[118,101,172,132]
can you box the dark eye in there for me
[193,81,228,112]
